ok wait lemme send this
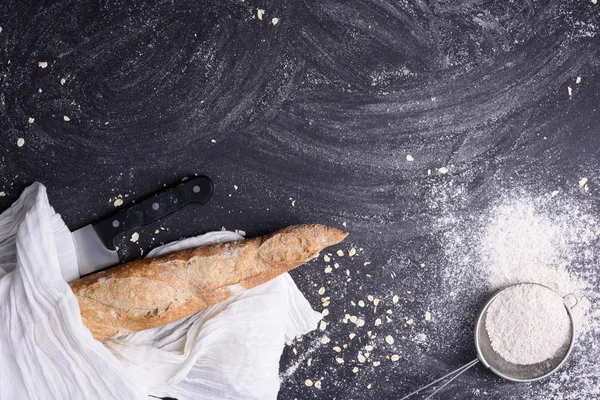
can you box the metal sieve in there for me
[400,283,577,399]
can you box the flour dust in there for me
[427,182,600,399]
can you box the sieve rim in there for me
[474,282,576,383]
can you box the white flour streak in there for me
[280,338,323,380]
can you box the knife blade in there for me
[72,176,214,276]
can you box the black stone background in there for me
[1,1,599,399]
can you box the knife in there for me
[72,176,214,276]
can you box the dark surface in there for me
[1,1,599,399]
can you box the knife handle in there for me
[92,176,214,250]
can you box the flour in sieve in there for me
[485,284,571,365]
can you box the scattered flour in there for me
[429,184,600,399]
[485,284,571,365]
[479,198,593,329]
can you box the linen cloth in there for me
[0,183,321,399]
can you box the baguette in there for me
[70,224,348,341]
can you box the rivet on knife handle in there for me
[92,176,214,250]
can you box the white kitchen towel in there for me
[0,183,322,400]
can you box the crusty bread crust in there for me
[70,224,348,341]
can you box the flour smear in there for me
[429,183,600,399]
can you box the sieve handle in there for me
[399,359,480,399]
[563,293,578,308]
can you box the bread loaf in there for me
[70,224,348,341]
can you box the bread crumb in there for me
[568,86,573,97]
[60,78,66,85]
[406,319,414,325]
[438,167,449,174]
[257,8,265,20]
[0,192,5,196]
[130,232,139,243]
[318,287,325,295]
[334,262,340,268]
[324,255,330,262]
[307,358,312,366]
[386,309,393,314]
[349,315,358,323]
[304,379,313,387]
[324,266,332,273]
[314,380,321,389]
[367,331,373,338]
[333,346,342,353]
[349,333,356,340]
[352,367,359,373]
[373,298,380,306]
[63,115,70,122]
[17,138,25,147]
[319,320,327,331]
[211,139,216,143]
[385,335,394,345]
[593,0,598,4]
[576,76,582,84]
[292,347,297,355]
[367,384,372,389]
[367,295,374,302]
[356,318,365,327]
[335,357,344,364]
[27,117,34,124]
[358,300,365,307]
[579,177,588,187]
[364,345,373,351]
[321,308,329,317]
[406,154,414,161]
[271,17,279,25]
[391,354,400,361]
[233,185,238,190]
[373,361,381,366]
[364,261,371,265]
[349,247,356,256]
[337,249,344,256]
[235,229,246,236]
[357,353,366,363]
[113,198,123,207]
[374,318,382,326]
[38,61,48,68]
[425,311,432,321]
[154,229,159,234]
[320,335,331,344]
[322,300,330,307]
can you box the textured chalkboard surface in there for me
[1,1,599,399]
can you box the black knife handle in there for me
[92,176,214,250]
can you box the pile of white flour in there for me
[479,199,592,327]
[427,184,600,399]
[485,284,571,365]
